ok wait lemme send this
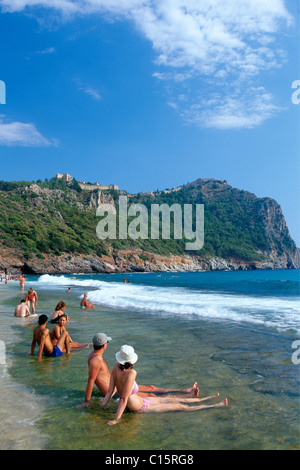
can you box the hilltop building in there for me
[78,182,119,191]
[55,173,118,191]
[56,173,73,182]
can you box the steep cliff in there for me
[0,177,298,274]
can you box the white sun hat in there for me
[116,345,138,365]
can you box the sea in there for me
[0,269,299,450]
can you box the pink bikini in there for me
[140,397,153,411]
[117,368,153,410]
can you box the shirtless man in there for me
[77,333,198,408]
[14,299,31,317]
[31,314,70,361]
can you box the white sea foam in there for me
[37,274,300,334]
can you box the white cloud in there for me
[74,79,102,101]
[0,115,56,146]
[82,88,102,101]
[0,0,294,129]
[181,88,281,130]
[82,87,102,101]
[26,46,55,59]
[35,46,55,54]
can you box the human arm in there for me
[50,325,59,342]
[102,366,118,409]
[31,337,36,355]
[83,358,101,405]
[107,369,136,426]
[37,330,47,362]
[35,292,38,306]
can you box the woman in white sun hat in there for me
[101,345,228,425]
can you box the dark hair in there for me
[20,299,26,303]
[58,314,67,321]
[119,362,134,370]
[55,301,66,311]
[38,314,48,325]
[93,344,105,351]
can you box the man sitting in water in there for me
[14,299,31,317]
[77,333,198,408]
[31,314,70,361]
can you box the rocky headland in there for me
[0,177,299,274]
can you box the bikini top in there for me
[117,367,139,398]
[130,381,139,396]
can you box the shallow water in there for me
[0,270,299,450]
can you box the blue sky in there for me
[0,0,299,245]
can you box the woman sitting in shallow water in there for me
[51,301,70,324]
[80,293,96,309]
[101,345,228,426]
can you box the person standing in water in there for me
[19,274,25,290]
[26,287,38,315]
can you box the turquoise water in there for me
[0,270,299,450]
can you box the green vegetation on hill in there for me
[0,178,296,262]
[0,182,106,259]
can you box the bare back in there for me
[88,351,111,396]
[111,365,144,412]
[14,304,29,317]
[33,326,53,355]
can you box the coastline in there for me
[1,245,299,276]
[0,271,299,450]
[0,285,47,450]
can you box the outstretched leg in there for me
[143,390,223,405]
[142,398,228,413]
[69,342,92,350]
[138,382,199,397]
